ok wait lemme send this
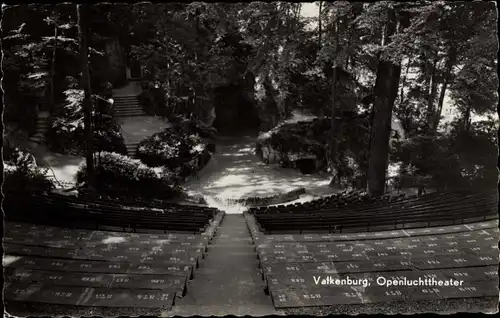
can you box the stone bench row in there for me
[258,250,497,269]
[256,230,498,252]
[4,243,203,266]
[4,282,177,309]
[260,259,499,279]
[6,199,212,233]
[251,220,498,243]
[3,234,208,251]
[5,268,188,296]
[268,281,498,308]
[256,205,497,234]
[257,236,497,258]
[6,221,209,239]
[256,193,494,223]
[4,255,195,278]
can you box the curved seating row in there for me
[3,192,220,234]
[254,191,498,234]
[249,190,402,214]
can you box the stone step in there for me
[114,100,140,103]
[114,106,141,110]
[114,107,142,110]
[115,115,145,119]
[207,245,256,249]
[114,110,143,114]
[113,99,139,106]
[114,108,143,112]
[113,96,138,99]
[29,136,44,144]
[114,113,146,117]
[114,105,141,108]
[114,101,140,105]
[114,106,141,109]
[114,101,139,104]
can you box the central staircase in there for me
[126,141,141,157]
[112,94,146,157]
[113,96,146,118]
[112,82,169,158]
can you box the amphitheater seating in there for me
[77,192,218,213]
[252,191,498,234]
[3,192,220,234]
[3,210,224,313]
[249,190,408,214]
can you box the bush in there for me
[93,118,128,155]
[391,122,498,191]
[46,118,127,156]
[45,88,127,155]
[76,151,182,199]
[136,117,213,177]
[3,146,55,194]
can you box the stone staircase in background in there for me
[112,94,147,157]
[112,81,169,158]
[113,95,146,118]
[125,141,141,157]
[29,111,50,145]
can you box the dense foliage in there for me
[136,117,214,177]
[45,85,127,155]
[75,151,182,199]
[257,114,370,181]
[3,141,55,193]
[3,2,497,196]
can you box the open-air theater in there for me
[2,2,499,316]
[3,185,499,315]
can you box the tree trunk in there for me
[318,2,323,51]
[463,105,472,133]
[398,58,411,115]
[367,5,401,197]
[77,4,94,186]
[49,23,57,114]
[426,59,438,129]
[432,48,456,132]
[328,15,339,186]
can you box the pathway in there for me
[163,214,283,316]
[117,116,170,156]
[25,143,84,187]
[183,133,335,206]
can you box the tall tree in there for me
[77,4,94,185]
[366,4,402,196]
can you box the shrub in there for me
[136,117,213,177]
[3,146,55,194]
[76,151,183,199]
[93,118,128,155]
[391,124,498,191]
[45,88,127,155]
